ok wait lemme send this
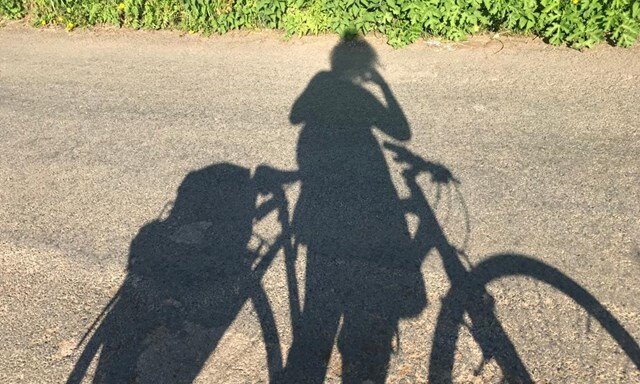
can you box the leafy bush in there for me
[2,0,639,48]
[0,0,24,18]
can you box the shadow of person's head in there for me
[330,38,379,82]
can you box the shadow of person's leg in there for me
[338,308,396,384]
[282,252,341,383]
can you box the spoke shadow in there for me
[386,143,640,383]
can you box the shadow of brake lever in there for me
[383,142,459,185]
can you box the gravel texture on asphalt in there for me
[1,25,639,383]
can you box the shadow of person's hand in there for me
[254,165,299,194]
[384,142,458,184]
[363,68,385,86]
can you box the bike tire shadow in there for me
[65,37,639,384]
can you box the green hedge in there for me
[2,0,639,48]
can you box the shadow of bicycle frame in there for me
[66,38,639,384]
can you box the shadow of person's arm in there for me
[368,70,411,141]
[384,142,458,258]
[290,73,326,125]
[253,165,299,221]
[290,93,305,125]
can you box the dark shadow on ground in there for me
[66,38,639,384]
[277,39,428,383]
[66,164,282,383]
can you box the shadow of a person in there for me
[66,163,281,383]
[282,38,428,383]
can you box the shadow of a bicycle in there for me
[66,38,639,384]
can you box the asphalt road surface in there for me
[1,25,639,383]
